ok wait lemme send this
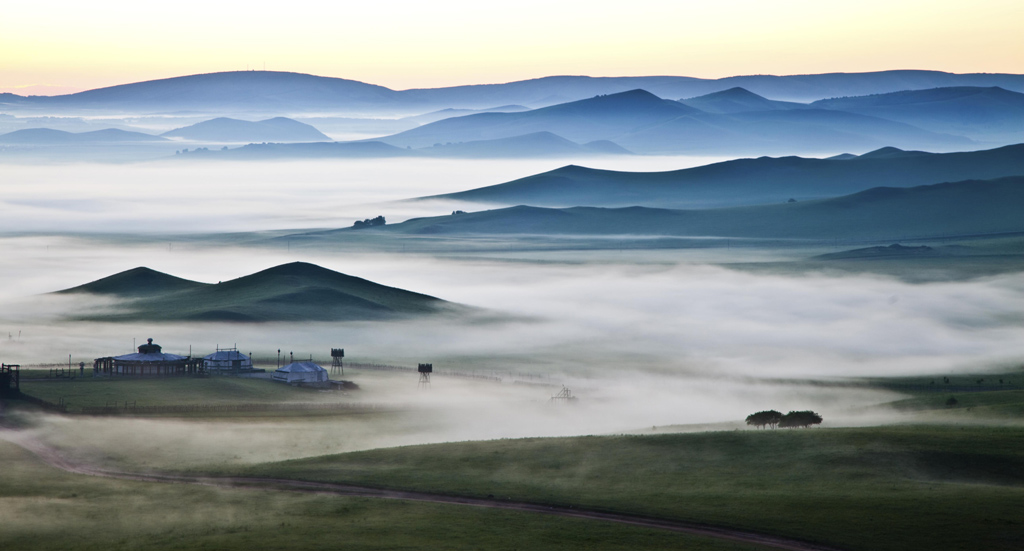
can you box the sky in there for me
[1,0,1022,94]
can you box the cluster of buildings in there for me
[93,338,331,386]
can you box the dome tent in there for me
[272,361,329,384]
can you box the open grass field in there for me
[17,376,354,414]
[0,439,763,551]
[236,425,1024,551]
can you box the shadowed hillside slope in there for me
[386,176,1024,241]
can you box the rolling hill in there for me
[678,87,807,113]
[375,89,967,155]
[161,117,330,142]
[381,176,1024,241]
[424,143,1024,208]
[811,86,1024,141]
[0,128,166,144]
[5,70,1024,114]
[57,262,454,322]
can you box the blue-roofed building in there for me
[94,338,204,377]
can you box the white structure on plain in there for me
[272,361,329,385]
[203,346,253,372]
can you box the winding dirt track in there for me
[0,429,842,551]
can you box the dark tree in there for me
[779,410,823,428]
[745,410,783,429]
[945,396,959,408]
[352,215,386,229]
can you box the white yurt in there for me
[272,361,329,384]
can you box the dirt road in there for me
[0,428,843,551]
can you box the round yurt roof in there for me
[275,361,326,373]
[114,338,186,362]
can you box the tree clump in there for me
[352,215,386,229]
[778,410,823,429]
[745,410,783,429]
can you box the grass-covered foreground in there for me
[236,425,1024,551]
[0,440,759,551]
[18,376,351,414]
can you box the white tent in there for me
[272,361,329,384]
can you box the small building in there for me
[94,338,204,377]
[203,347,253,372]
[272,361,329,385]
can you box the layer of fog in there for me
[3,236,1023,382]
[0,157,729,233]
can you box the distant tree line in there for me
[745,410,822,429]
[352,215,386,229]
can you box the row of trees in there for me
[745,410,822,429]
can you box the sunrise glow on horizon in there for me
[2,0,1022,95]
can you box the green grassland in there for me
[17,376,353,413]
[0,440,760,551]
[236,426,1024,551]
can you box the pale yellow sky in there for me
[1,0,1022,94]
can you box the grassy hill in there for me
[57,262,452,322]
[238,426,1024,551]
[426,143,1024,208]
[389,176,1024,241]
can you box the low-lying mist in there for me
[0,156,729,233]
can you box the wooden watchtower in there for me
[330,348,344,376]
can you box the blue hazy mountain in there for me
[424,143,1024,208]
[14,71,404,113]
[161,117,330,142]
[678,87,808,113]
[401,105,531,125]
[383,176,1024,241]
[811,86,1024,141]
[374,89,967,154]
[4,70,1024,114]
[0,128,166,144]
[376,90,698,149]
[184,131,630,159]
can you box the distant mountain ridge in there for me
[425,143,1024,208]
[4,69,1024,114]
[374,89,967,154]
[0,128,166,144]
[57,261,454,322]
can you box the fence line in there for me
[347,362,503,383]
